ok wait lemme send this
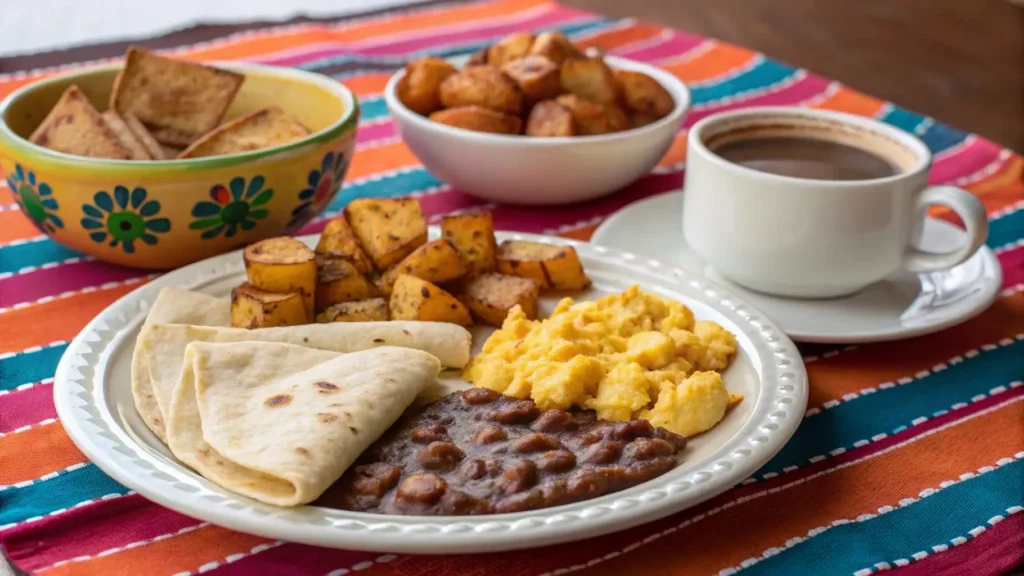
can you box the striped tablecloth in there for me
[1,1,1022,574]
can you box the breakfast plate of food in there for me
[54,197,807,553]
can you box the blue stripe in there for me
[880,105,927,134]
[920,122,970,155]
[0,239,83,275]
[0,463,129,526]
[747,458,1024,575]
[359,97,389,122]
[689,59,797,105]
[300,19,610,72]
[757,339,1024,478]
[987,205,1024,250]
[328,169,443,214]
[1,343,67,390]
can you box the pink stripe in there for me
[615,32,705,63]
[998,245,1024,287]
[0,261,143,309]
[889,512,1024,576]
[929,138,1003,185]
[356,120,398,145]
[0,381,55,433]
[684,73,832,126]
[207,544,378,576]
[0,494,198,573]
[488,172,683,233]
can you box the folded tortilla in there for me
[167,342,440,506]
[131,287,472,442]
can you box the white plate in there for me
[54,229,807,554]
[592,192,1003,344]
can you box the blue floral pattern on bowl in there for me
[7,164,64,233]
[189,176,273,239]
[81,186,170,253]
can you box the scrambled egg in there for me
[462,286,740,437]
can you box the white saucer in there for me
[591,192,1003,343]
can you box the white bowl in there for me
[384,55,690,206]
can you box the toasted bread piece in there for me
[525,100,574,137]
[487,33,534,67]
[122,112,167,159]
[177,107,310,159]
[398,58,458,116]
[29,86,132,159]
[501,56,561,102]
[555,94,628,136]
[615,69,674,118]
[560,57,619,106]
[528,31,583,66]
[110,47,245,146]
[101,110,152,160]
[160,144,182,158]
[439,65,523,114]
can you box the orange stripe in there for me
[0,210,41,244]
[0,423,87,484]
[805,291,1024,409]
[345,141,420,180]
[560,224,600,241]
[663,42,755,83]
[47,525,270,576]
[656,132,688,168]
[574,23,666,50]
[968,154,1023,196]
[0,281,145,354]
[342,73,392,98]
[809,84,886,117]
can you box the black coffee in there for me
[712,137,901,181]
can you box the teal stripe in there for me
[1,343,67,390]
[987,205,1023,250]
[327,169,443,214]
[690,59,797,105]
[757,339,1024,477]
[746,458,1024,575]
[921,122,969,155]
[359,97,389,122]
[0,463,130,526]
[0,239,83,275]
[880,105,927,134]
[301,19,609,72]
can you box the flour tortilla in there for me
[167,342,439,506]
[131,287,230,442]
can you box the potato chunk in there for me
[560,57,619,106]
[376,239,468,295]
[615,69,674,118]
[467,47,489,66]
[501,56,561,101]
[316,297,389,323]
[430,106,522,135]
[486,33,534,67]
[389,275,472,325]
[525,100,574,137]
[555,94,627,135]
[463,273,540,327]
[397,57,457,116]
[345,198,428,270]
[629,111,660,129]
[496,240,591,290]
[315,256,378,312]
[528,31,582,66]
[244,237,316,321]
[440,212,497,275]
[231,283,307,328]
[316,216,374,274]
[439,66,522,114]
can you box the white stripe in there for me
[0,418,57,438]
[691,69,808,111]
[36,523,212,572]
[653,39,716,67]
[933,134,977,161]
[0,235,47,249]
[0,462,89,492]
[953,149,1014,187]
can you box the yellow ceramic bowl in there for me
[0,62,358,269]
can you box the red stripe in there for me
[615,32,705,63]
[207,544,378,576]
[0,262,143,309]
[889,512,1024,576]
[684,73,832,126]
[356,120,398,145]
[0,494,198,573]
[998,245,1024,287]
[930,138,1004,185]
[0,381,55,433]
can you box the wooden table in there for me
[566,0,1024,151]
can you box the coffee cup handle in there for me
[903,186,989,273]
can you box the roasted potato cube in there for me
[615,69,674,118]
[486,33,534,67]
[345,198,428,270]
[501,56,561,101]
[376,239,469,295]
[528,31,583,66]
[244,237,316,321]
[316,297,389,323]
[629,111,660,129]
[315,256,378,312]
[397,58,457,115]
[231,283,307,328]
[555,94,628,135]
[463,273,540,327]
[560,57,619,106]
[430,106,522,135]
[440,212,497,275]
[496,240,591,290]
[439,66,523,114]
[316,216,374,274]
[467,46,489,66]
[389,275,472,325]
[525,100,575,137]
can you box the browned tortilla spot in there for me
[349,426,359,435]
[264,394,292,407]
[295,447,310,456]
[317,413,338,423]
[315,381,340,393]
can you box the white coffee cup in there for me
[682,107,989,298]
